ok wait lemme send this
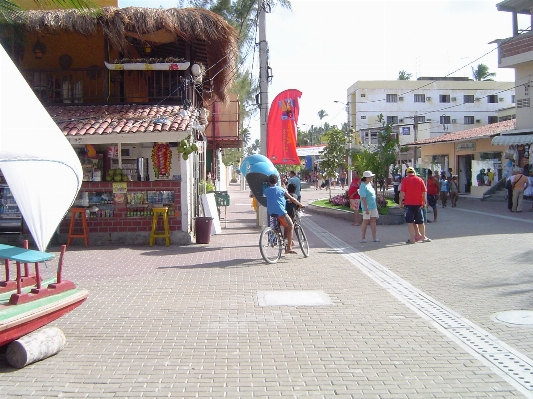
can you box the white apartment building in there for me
[347,79,515,147]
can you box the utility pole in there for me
[405,114,419,169]
[258,0,269,227]
[413,113,418,168]
[259,1,269,158]
[334,100,352,184]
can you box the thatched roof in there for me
[14,7,238,102]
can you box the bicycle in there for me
[259,209,310,264]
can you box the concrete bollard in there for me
[6,327,66,368]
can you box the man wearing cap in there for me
[399,167,431,243]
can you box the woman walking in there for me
[358,170,379,243]
[348,170,361,226]
[439,172,449,208]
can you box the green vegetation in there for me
[310,198,396,216]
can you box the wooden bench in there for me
[0,242,75,305]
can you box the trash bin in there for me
[195,217,213,244]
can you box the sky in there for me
[119,0,528,143]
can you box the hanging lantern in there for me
[32,39,47,59]
[144,43,152,54]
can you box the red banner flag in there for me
[267,89,302,165]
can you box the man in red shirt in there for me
[426,170,439,223]
[399,167,431,244]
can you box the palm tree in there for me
[241,128,251,147]
[472,64,496,81]
[398,70,412,80]
[317,109,328,121]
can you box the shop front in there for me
[414,120,514,197]
[492,132,533,178]
[54,105,201,246]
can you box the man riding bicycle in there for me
[264,174,303,255]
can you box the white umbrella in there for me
[0,47,82,251]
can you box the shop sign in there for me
[113,182,128,194]
[401,127,411,135]
[456,142,475,151]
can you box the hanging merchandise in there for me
[151,143,172,179]
[176,135,198,160]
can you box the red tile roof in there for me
[414,119,515,145]
[46,105,192,137]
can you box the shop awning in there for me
[491,134,533,145]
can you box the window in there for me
[386,116,398,124]
[464,116,475,124]
[517,98,530,108]
[440,115,451,124]
[386,94,398,103]
[360,115,366,119]
[488,116,498,124]
[361,93,366,97]
[440,95,450,103]
[464,95,474,103]
[416,115,425,123]
[511,95,515,103]
[414,94,425,103]
[487,95,498,103]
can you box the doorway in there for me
[458,155,472,193]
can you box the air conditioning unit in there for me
[426,118,432,121]
[475,98,482,101]
[499,97,505,101]
[399,118,404,123]
[451,119,457,123]
[451,97,456,101]
[475,119,481,123]
[426,97,431,101]
[399,96,404,101]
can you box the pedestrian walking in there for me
[358,170,379,243]
[449,175,459,207]
[512,169,528,212]
[348,170,361,226]
[287,170,301,201]
[399,167,430,244]
[426,170,439,222]
[440,172,449,208]
[340,169,347,190]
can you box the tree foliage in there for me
[472,63,496,81]
[319,127,349,198]
[398,70,412,80]
[179,0,292,143]
[352,114,399,195]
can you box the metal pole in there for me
[346,102,352,184]
[258,1,269,227]
[413,113,418,168]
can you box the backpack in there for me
[505,178,513,190]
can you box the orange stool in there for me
[67,208,89,247]
[149,207,170,246]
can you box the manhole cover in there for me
[257,290,332,306]
[493,310,533,325]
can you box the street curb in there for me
[306,203,405,225]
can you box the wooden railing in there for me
[22,67,191,105]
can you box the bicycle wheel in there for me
[259,227,283,264]
[294,224,310,257]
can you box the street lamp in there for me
[334,100,353,183]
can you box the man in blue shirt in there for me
[287,170,301,201]
[264,174,303,254]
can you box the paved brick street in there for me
[1,183,533,398]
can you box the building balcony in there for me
[498,30,533,68]
[22,67,192,105]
